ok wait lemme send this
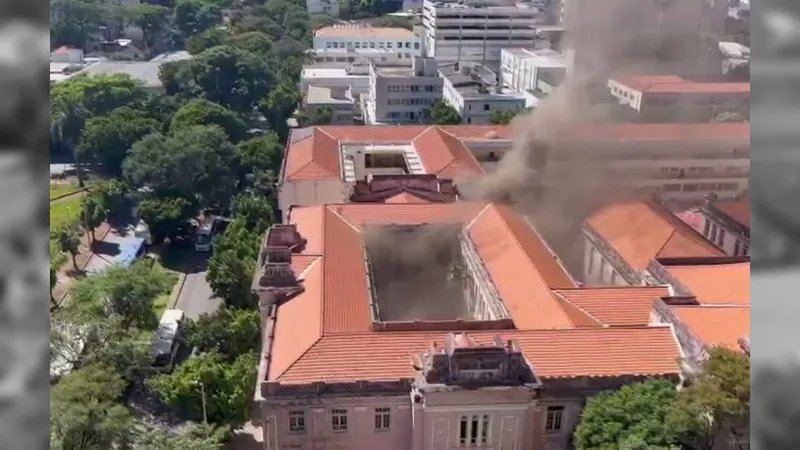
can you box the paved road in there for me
[173,250,223,319]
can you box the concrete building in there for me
[364,57,443,124]
[421,0,547,68]
[607,75,750,122]
[306,0,338,16]
[304,86,358,125]
[499,48,567,107]
[582,200,726,286]
[691,193,750,257]
[440,64,527,124]
[300,65,372,97]
[311,26,423,67]
[277,122,751,218]
[252,201,684,450]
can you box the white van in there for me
[194,222,213,252]
[150,309,186,373]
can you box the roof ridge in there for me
[274,336,324,381]
[319,207,330,339]
[488,204,575,328]
[551,291,604,327]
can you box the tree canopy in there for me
[173,0,224,38]
[574,379,682,450]
[206,218,260,309]
[147,351,258,428]
[170,98,249,143]
[490,107,532,125]
[79,106,160,175]
[185,307,261,361]
[429,101,462,125]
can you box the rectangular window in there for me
[484,104,491,111]
[387,42,393,48]
[718,228,726,246]
[370,42,375,48]
[742,243,749,255]
[459,415,490,446]
[288,410,306,434]
[733,240,741,256]
[709,224,718,243]
[355,42,361,48]
[545,406,564,432]
[374,407,391,430]
[414,42,420,49]
[331,409,348,432]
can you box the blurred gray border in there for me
[750,0,800,448]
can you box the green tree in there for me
[185,307,261,361]
[173,0,223,38]
[56,224,82,270]
[258,83,300,137]
[51,73,149,118]
[296,106,333,127]
[159,60,192,96]
[429,101,462,125]
[171,99,248,143]
[124,126,241,210]
[574,379,682,450]
[227,31,275,55]
[134,422,230,450]
[176,45,277,112]
[147,351,258,428]
[137,196,196,243]
[79,106,159,175]
[92,179,128,218]
[238,132,284,175]
[50,0,106,49]
[490,107,531,125]
[81,194,107,242]
[207,219,259,308]
[50,364,133,450]
[51,92,90,187]
[129,3,170,49]
[669,347,750,450]
[373,15,414,29]
[186,27,232,54]
[70,260,177,329]
[232,193,275,235]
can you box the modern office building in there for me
[300,64,372,97]
[440,64,527,124]
[310,25,423,67]
[421,0,547,68]
[499,47,567,107]
[363,57,444,124]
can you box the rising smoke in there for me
[459,0,724,275]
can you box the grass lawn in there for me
[49,182,81,200]
[50,193,83,270]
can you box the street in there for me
[172,250,223,319]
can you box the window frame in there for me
[374,407,391,431]
[331,408,349,433]
[288,410,307,434]
[545,405,565,433]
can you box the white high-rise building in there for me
[421,0,548,68]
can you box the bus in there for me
[150,309,186,373]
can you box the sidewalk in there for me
[52,222,112,305]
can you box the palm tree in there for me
[51,93,89,187]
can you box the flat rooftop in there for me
[260,202,684,385]
[306,85,354,105]
[301,66,368,79]
[315,26,416,39]
[375,65,419,77]
[81,61,163,88]
[443,71,524,98]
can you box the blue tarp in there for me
[86,237,145,276]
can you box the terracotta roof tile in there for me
[615,75,750,95]
[412,127,484,178]
[322,208,372,333]
[385,192,431,203]
[440,125,512,140]
[670,306,750,351]
[268,258,323,380]
[554,286,670,326]
[713,197,751,229]
[291,255,320,276]
[665,263,750,305]
[283,129,341,181]
[319,125,428,142]
[276,327,682,383]
[288,206,325,254]
[469,205,581,329]
[588,201,725,270]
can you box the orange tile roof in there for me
[665,262,750,305]
[587,201,725,270]
[670,306,750,351]
[276,327,682,384]
[554,286,670,327]
[713,197,751,229]
[282,124,748,181]
[315,26,415,39]
[268,202,684,383]
[385,192,431,203]
[412,127,484,179]
[614,75,750,95]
